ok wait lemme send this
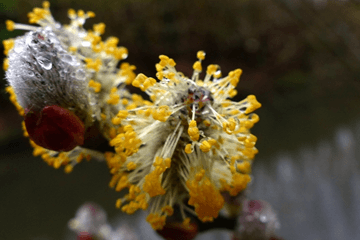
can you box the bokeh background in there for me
[1,0,360,239]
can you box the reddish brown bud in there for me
[157,221,198,240]
[24,105,85,152]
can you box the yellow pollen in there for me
[127,162,137,170]
[193,61,202,72]
[237,161,251,174]
[146,213,166,230]
[77,9,85,17]
[199,140,211,152]
[68,8,76,17]
[88,79,102,92]
[183,218,191,228]
[115,198,122,209]
[5,20,15,31]
[93,22,106,35]
[143,157,167,197]
[188,120,199,141]
[64,165,73,174]
[185,144,193,154]
[3,58,9,71]
[197,50,206,60]
[161,205,174,216]
[3,39,14,56]
[187,173,224,222]
[87,11,95,18]
[85,58,102,72]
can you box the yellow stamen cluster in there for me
[188,120,200,141]
[109,125,141,157]
[27,1,51,24]
[2,39,14,56]
[107,87,120,105]
[105,51,261,229]
[132,74,157,91]
[152,106,172,122]
[30,140,91,174]
[186,169,224,222]
[143,157,171,197]
[88,80,102,93]
[146,213,166,230]
[84,58,102,72]
[5,20,15,31]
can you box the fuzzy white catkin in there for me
[249,120,360,240]
[6,27,96,125]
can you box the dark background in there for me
[1,0,360,239]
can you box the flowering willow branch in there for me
[3,1,261,232]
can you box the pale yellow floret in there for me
[88,79,102,92]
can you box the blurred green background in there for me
[1,0,360,239]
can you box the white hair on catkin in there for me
[5,28,95,125]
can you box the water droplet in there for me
[75,69,86,80]
[27,71,34,77]
[81,41,91,47]
[259,215,267,223]
[37,56,53,70]
[60,54,80,67]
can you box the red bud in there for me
[24,105,85,152]
[157,221,198,240]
